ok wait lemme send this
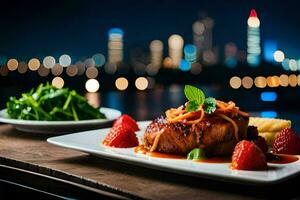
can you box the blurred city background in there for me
[1,0,300,125]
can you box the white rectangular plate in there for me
[47,121,300,185]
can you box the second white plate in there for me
[0,107,121,134]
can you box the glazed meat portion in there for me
[144,115,249,156]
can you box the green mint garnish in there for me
[184,85,216,114]
[187,148,206,160]
[184,85,205,105]
[184,85,205,112]
[185,100,199,112]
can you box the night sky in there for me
[1,0,300,61]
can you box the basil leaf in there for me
[184,85,205,105]
[186,100,200,112]
[187,148,206,160]
[204,97,217,114]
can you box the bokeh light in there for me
[115,77,129,91]
[297,74,300,86]
[179,59,191,71]
[168,34,184,50]
[135,77,148,90]
[85,79,100,92]
[254,76,267,88]
[84,58,96,68]
[190,62,202,75]
[184,44,197,63]
[28,58,41,71]
[267,76,280,87]
[92,53,106,67]
[282,58,290,70]
[279,74,289,87]
[76,61,85,75]
[59,54,71,67]
[85,92,100,108]
[289,74,297,87]
[289,59,298,71]
[163,57,173,68]
[247,17,260,28]
[229,76,241,89]
[51,64,63,76]
[192,21,205,35]
[66,65,78,77]
[52,77,64,89]
[0,65,8,76]
[7,58,18,71]
[273,50,285,62]
[108,28,124,39]
[37,65,50,77]
[17,62,28,74]
[150,40,163,52]
[242,76,253,89]
[85,67,98,79]
[168,34,184,67]
[43,56,56,68]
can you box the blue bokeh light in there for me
[260,91,277,102]
[184,44,196,63]
[260,111,277,118]
[108,28,124,38]
[179,59,191,71]
[225,57,237,68]
[92,53,106,67]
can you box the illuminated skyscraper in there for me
[107,28,124,64]
[247,9,261,67]
[168,34,184,68]
[192,14,216,65]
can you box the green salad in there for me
[6,83,106,121]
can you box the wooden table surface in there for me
[0,124,300,199]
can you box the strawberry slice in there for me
[103,124,139,148]
[273,128,300,155]
[113,114,139,132]
[231,140,267,170]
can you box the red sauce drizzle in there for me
[266,153,299,164]
[135,146,299,165]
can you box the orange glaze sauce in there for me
[134,146,299,164]
[134,145,185,159]
[266,153,299,164]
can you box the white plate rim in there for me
[47,121,300,185]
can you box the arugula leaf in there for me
[204,97,217,114]
[184,85,205,105]
[185,100,199,112]
[6,83,106,121]
[187,148,206,160]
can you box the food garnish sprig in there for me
[165,85,217,124]
[166,85,249,125]
[184,85,217,114]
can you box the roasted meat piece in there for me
[144,114,249,156]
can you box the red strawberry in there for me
[113,114,139,132]
[273,128,300,155]
[252,136,268,153]
[103,124,139,148]
[231,140,267,170]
